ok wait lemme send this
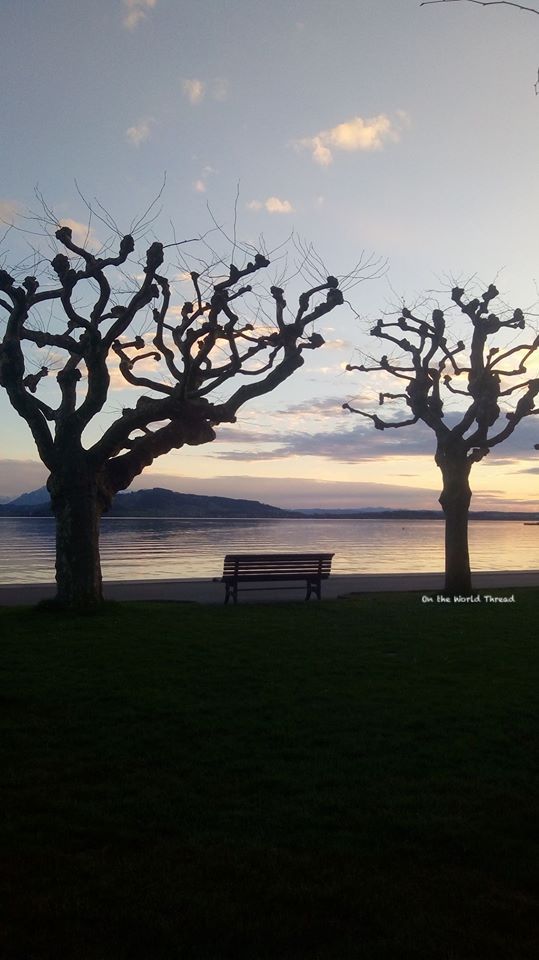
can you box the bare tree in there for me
[344,285,539,594]
[0,213,376,607]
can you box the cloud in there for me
[277,396,352,418]
[122,0,157,29]
[57,218,101,252]
[182,78,205,104]
[181,77,228,105]
[192,165,214,194]
[126,118,153,145]
[296,112,404,166]
[106,353,165,391]
[265,197,294,214]
[211,420,433,463]
[247,196,295,214]
[207,406,539,467]
[0,199,20,225]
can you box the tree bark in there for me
[47,467,112,608]
[437,450,473,595]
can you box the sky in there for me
[2,0,539,509]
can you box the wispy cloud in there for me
[211,419,443,463]
[182,78,205,104]
[126,118,153,145]
[208,407,539,466]
[181,78,228,105]
[57,218,101,252]
[192,164,215,194]
[107,354,164,391]
[122,0,157,30]
[296,112,407,166]
[247,196,295,214]
[277,397,352,418]
[0,199,20,225]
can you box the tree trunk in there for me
[438,452,473,596]
[48,469,110,608]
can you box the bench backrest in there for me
[222,553,334,578]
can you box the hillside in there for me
[1,487,539,521]
[0,487,297,519]
[108,488,296,518]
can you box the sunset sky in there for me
[2,0,539,509]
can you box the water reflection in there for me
[0,517,538,584]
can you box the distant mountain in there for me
[107,488,296,518]
[294,508,539,521]
[1,485,539,522]
[0,486,296,519]
[7,486,49,507]
[296,507,391,516]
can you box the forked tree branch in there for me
[421,1,539,13]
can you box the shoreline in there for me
[0,570,537,606]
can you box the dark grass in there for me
[1,591,539,959]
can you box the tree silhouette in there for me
[344,285,539,594]
[0,216,372,607]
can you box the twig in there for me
[421,1,539,13]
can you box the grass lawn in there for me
[1,591,538,959]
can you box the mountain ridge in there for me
[0,486,297,519]
[1,486,538,521]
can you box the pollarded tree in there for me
[344,284,539,594]
[0,218,368,607]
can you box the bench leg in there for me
[224,583,238,604]
[306,579,322,601]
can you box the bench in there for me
[215,552,334,604]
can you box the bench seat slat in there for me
[222,573,327,582]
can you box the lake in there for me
[0,517,538,584]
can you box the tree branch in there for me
[343,402,419,430]
[101,400,216,491]
[0,300,55,467]
[421,1,539,14]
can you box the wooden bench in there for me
[215,552,334,604]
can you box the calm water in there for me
[0,517,538,583]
